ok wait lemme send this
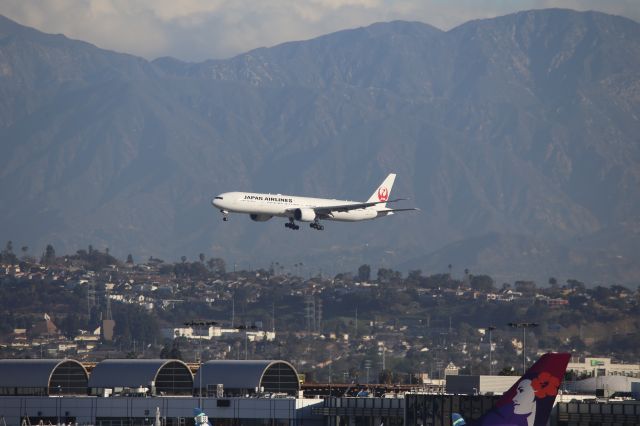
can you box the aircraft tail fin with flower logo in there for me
[452,352,571,426]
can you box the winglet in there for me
[367,173,396,210]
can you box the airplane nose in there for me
[212,195,224,208]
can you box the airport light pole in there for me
[508,322,539,375]
[184,320,217,408]
[487,326,495,375]
[236,324,257,360]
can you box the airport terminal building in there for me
[1,359,640,425]
[0,358,318,426]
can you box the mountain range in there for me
[1,9,639,284]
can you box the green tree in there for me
[357,264,371,281]
[378,369,394,384]
[499,366,518,376]
[470,275,495,292]
[206,257,226,274]
[407,270,423,286]
[169,345,183,360]
[41,244,56,265]
[377,268,401,285]
[567,279,585,292]
[1,241,17,264]
[60,313,81,339]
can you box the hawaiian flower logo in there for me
[378,187,389,202]
[531,371,560,398]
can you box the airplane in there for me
[452,352,571,426]
[211,173,417,230]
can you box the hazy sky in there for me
[1,0,638,62]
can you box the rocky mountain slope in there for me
[1,9,639,284]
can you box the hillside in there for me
[0,10,639,284]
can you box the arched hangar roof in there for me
[88,359,193,389]
[0,359,88,390]
[194,360,300,394]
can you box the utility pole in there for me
[231,294,235,328]
[382,346,386,371]
[316,298,323,333]
[305,297,315,334]
[487,326,496,375]
[184,320,217,408]
[355,307,358,337]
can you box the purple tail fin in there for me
[457,352,570,426]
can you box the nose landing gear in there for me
[220,210,229,221]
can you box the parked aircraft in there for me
[211,173,417,230]
[452,352,571,426]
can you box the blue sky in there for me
[0,0,638,61]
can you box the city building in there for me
[567,357,640,378]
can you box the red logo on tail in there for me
[378,187,389,202]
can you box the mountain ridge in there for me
[1,9,639,284]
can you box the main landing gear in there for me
[285,218,324,231]
[285,218,300,230]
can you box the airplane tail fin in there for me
[452,352,570,426]
[367,173,396,210]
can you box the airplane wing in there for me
[288,198,407,215]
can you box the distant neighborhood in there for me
[1,241,638,383]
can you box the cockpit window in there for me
[215,196,223,200]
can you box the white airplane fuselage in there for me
[212,192,379,222]
[211,173,416,230]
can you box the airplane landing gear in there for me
[220,210,229,221]
[285,219,300,230]
[310,222,324,231]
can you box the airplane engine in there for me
[250,214,273,222]
[294,208,316,222]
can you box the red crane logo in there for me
[377,187,389,202]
